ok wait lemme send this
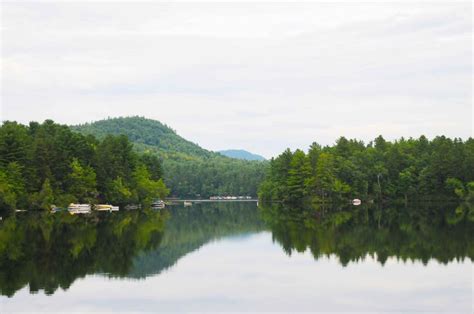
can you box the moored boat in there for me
[94,204,120,212]
[68,203,92,215]
[94,204,113,212]
[151,200,165,209]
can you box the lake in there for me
[0,201,472,313]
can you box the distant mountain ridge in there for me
[218,149,266,161]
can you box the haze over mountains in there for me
[218,150,266,161]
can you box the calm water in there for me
[0,202,472,313]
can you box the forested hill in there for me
[72,116,214,161]
[72,117,267,198]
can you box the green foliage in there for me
[36,179,55,210]
[446,178,466,198]
[260,136,474,204]
[0,120,169,210]
[67,158,97,203]
[0,169,18,209]
[106,177,133,205]
[133,164,170,206]
[286,150,311,203]
[72,116,267,197]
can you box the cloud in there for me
[1,2,472,158]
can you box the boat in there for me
[94,204,119,212]
[151,200,165,209]
[95,204,113,211]
[184,201,192,207]
[68,203,92,215]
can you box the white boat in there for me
[68,203,92,215]
[151,200,165,209]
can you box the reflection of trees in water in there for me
[260,202,474,266]
[129,202,265,278]
[2,201,472,298]
[0,202,265,297]
[0,210,167,297]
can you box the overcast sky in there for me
[1,1,472,158]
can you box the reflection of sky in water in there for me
[1,232,472,313]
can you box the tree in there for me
[34,179,55,210]
[0,169,17,209]
[313,152,337,202]
[259,135,474,205]
[399,167,417,204]
[67,158,97,203]
[286,150,311,203]
[139,154,163,181]
[106,177,133,205]
[0,122,30,167]
[133,164,169,207]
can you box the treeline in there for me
[259,136,474,204]
[0,120,169,211]
[73,116,267,198]
[164,158,266,197]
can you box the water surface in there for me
[0,202,472,313]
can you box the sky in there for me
[1,1,472,158]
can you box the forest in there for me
[0,120,169,211]
[259,136,474,205]
[73,117,267,197]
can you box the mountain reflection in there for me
[0,201,472,297]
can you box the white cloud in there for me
[1,2,472,158]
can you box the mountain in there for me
[71,117,267,197]
[218,149,266,161]
[72,116,214,161]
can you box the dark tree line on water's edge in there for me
[259,136,474,205]
[0,120,169,211]
[2,119,473,211]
